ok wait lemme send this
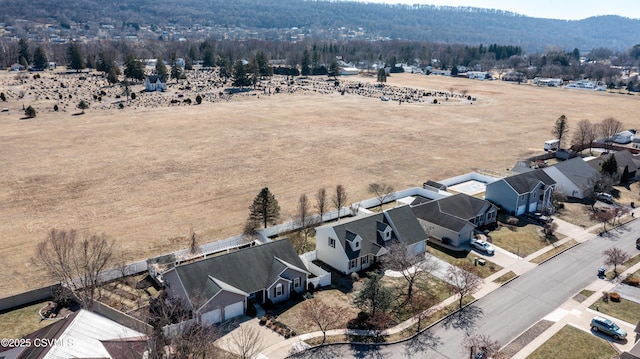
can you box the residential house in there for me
[485,169,556,215]
[145,75,167,92]
[163,240,309,325]
[411,194,498,247]
[612,130,634,144]
[542,157,600,199]
[0,309,146,359]
[315,206,426,275]
[588,150,640,184]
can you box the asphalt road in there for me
[292,220,640,359]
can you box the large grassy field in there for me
[1,70,639,297]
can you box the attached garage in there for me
[201,309,221,324]
[224,301,244,321]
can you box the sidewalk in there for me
[252,214,638,359]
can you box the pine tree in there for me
[155,58,168,77]
[33,46,48,70]
[377,68,387,83]
[67,43,85,72]
[248,187,280,229]
[124,54,145,81]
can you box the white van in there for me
[544,139,560,151]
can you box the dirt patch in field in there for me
[1,70,639,297]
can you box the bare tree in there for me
[332,184,347,219]
[572,119,597,153]
[445,262,483,309]
[315,187,328,223]
[223,325,264,359]
[551,115,569,149]
[189,230,200,255]
[368,182,395,211]
[603,247,630,277]
[295,193,316,249]
[33,228,115,310]
[599,117,624,150]
[407,291,435,333]
[592,208,616,233]
[301,299,342,344]
[461,333,505,359]
[382,240,435,304]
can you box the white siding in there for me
[316,226,349,274]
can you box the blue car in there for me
[591,316,627,340]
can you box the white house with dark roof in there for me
[163,240,309,324]
[145,75,167,91]
[542,157,600,199]
[315,206,426,275]
[410,194,498,247]
[485,169,556,215]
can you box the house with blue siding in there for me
[485,169,556,215]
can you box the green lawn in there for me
[528,325,618,359]
[489,222,556,258]
[589,294,640,325]
[427,244,502,278]
[0,301,56,338]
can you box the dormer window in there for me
[346,231,362,251]
[376,222,393,241]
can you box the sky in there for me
[359,0,640,20]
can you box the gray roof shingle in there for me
[503,169,556,194]
[173,240,307,303]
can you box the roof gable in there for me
[502,169,556,194]
[435,193,495,221]
[173,240,307,305]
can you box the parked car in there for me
[596,192,613,203]
[636,238,640,250]
[471,239,495,255]
[591,316,627,340]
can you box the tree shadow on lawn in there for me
[289,344,344,359]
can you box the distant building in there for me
[145,75,167,92]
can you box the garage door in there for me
[224,301,244,321]
[528,202,538,213]
[201,309,221,325]
[516,205,527,215]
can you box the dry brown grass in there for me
[2,70,639,298]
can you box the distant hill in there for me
[2,0,640,51]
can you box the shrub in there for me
[53,104,58,111]
[259,316,267,325]
[625,277,640,286]
[0,92,5,101]
[609,292,621,302]
[24,105,36,118]
[433,99,438,104]
[351,272,360,282]
[195,94,202,104]
[118,103,124,109]
[307,282,315,293]
[130,93,136,100]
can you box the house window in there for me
[349,259,358,270]
[354,240,360,249]
[361,255,369,265]
[275,283,283,297]
[293,277,301,288]
[329,237,335,248]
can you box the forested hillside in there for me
[1,0,639,51]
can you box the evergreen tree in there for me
[232,60,252,88]
[377,68,387,83]
[123,54,145,81]
[170,59,183,81]
[352,272,393,316]
[328,60,340,78]
[248,187,280,229]
[254,51,272,77]
[202,47,215,68]
[33,46,48,70]
[601,155,618,177]
[301,49,311,76]
[155,57,168,77]
[18,38,31,65]
[24,105,36,118]
[107,66,121,84]
[67,43,85,72]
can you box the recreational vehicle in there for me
[544,139,560,151]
